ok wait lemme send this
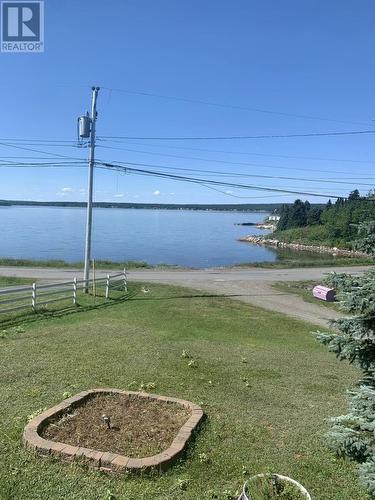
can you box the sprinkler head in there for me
[102,414,111,429]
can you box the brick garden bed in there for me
[23,389,204,473]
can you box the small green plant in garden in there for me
[27,407,47,422]
[0,324,25,338]
[181,349,191,358]
[207,489,238,500]
[242,465,249,476]
[13,326,25,334]
[175,478,190,491]
[245,475,305,500]
[62,391,72,399]
[104,489,116,500]
[139,381,156,391]
[198,452,209,463]
[188,359,197,368]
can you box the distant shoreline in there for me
[0,200,321,212]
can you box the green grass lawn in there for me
[0,276,34,287]
[272,281,342,313]
[0,282,366,499]
[0,258,181,270]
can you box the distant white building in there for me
[268,215,280,222]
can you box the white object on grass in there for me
[238,473,311,500]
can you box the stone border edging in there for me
[23,388,204,473]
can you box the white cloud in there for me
[114,193,125,198]
[169,192,175,195]
[225,190,233,194]
[61,187,73,193]
[153,190,161,196]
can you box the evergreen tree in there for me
[348,189,361,201]
[316,222,375,496]
[276,204,290,231]
[306,206,322,225]
[354,221,375,255]
[288,199,308,227]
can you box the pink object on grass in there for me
[313,285,336,302]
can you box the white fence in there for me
[0,270,128,315]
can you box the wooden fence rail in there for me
[0,269,128,315]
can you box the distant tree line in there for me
[276,190,375,243]
[0,200,284,212]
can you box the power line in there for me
[0,142,87,148]
[98,161,345,199]
[0,156,85,160]
[100,129,375,141]
[100,86,370,126]
[0,161,86,167]
[196,183,298,200]
[96,144,375,179]
[94,159,375,187]
[0,137,82,143]
[1,155,369,189]
[0,142,87,161]
[98,138,375,166]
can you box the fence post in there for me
[105,274,110,299]
[123,268,128,293]
[32,283,37,311]
[73,277,77,305]
[92,259,96,297]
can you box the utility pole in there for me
[83,86,100,293]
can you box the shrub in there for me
[316,222,375,495]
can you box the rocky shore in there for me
[239,235,370,258]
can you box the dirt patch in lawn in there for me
[41,392,191,457]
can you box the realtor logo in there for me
[1,1,44,52]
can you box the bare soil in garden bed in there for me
[41,393,191,457]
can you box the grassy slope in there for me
[0,258,155,270]
[271,226,349,248]
[272,281,342,312]
[0,256,374,271]
[0,276,34,287]
[234,256,375,269]
[0,283,366,500]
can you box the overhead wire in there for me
[0,142,87,161]
[100,129,375,141]
[93,158,375,187]
[97,161,347,199]
[96,144,375,180]
[97,138,375,167]
[0,137,84,143]
[100,86,371,127]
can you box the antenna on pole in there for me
[83,86,100,293]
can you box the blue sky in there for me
[0,0,374,204]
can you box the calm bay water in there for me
[0,206,279,268]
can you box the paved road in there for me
[0,265,371,328]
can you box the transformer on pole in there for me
[78,113,91,140]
